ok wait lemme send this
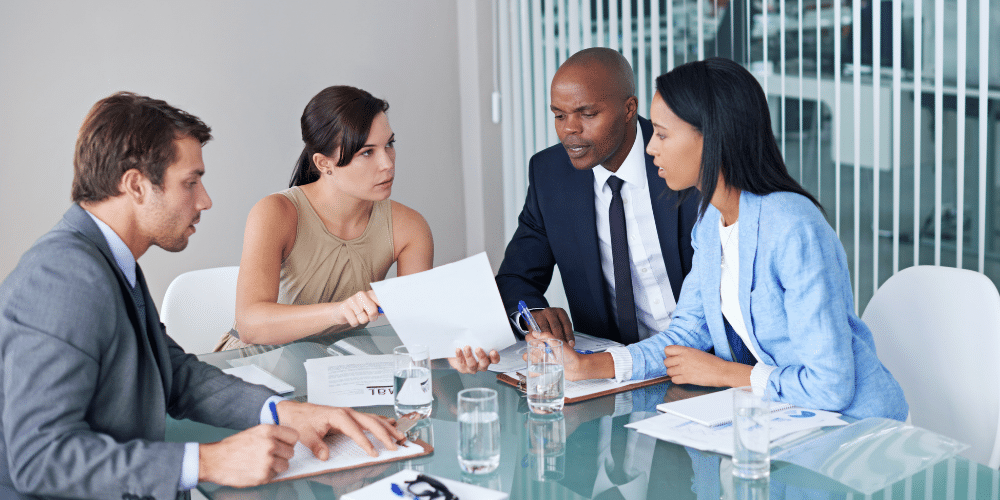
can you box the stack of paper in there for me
[626,405,847,456]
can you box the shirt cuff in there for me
[605,346,634,382]
[750,364,776,397]
[178,442,199,491]
[260,395,287,425]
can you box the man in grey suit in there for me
[0,92,405,499]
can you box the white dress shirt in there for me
[719,217,775,394]
[592,121,677,341]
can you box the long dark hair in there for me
[654,58,821,217]
[289,86,389,187]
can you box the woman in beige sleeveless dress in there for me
[216,86,432,350]
[217,86,500,373]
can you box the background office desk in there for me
[167,326,996,499]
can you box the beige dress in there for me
[216,186,394,351]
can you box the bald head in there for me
[549,48,638,172]
[557,47,636,101]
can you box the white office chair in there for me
[161,266,240,355]
[862,265,1000,468]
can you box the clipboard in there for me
[272,436,433,483]
[497,371,670,404]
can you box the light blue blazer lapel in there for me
[701,207,732,361]
[738,193,774,365]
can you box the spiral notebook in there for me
[656,387,793,427]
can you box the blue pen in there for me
[269,401,280,425]
[377,306,384,314]
[518,300,541,333]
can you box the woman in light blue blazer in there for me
[553,58,907,420]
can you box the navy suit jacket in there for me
[496,116,699,340]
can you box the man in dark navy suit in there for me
[496,48,698,348]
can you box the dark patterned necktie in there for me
[607,176,639,344]
[724,317,756,366]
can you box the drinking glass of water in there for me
[457,388,501,474]
[525,338,564,414]
[394,345,432,418]
[733,386,770,479]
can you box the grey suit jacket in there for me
[0,204,277,499]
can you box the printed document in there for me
[305,355,396,407]
[273,432,425,481]
[370,253,517,359]
[626,407,847,456]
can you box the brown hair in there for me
[71,91,212,203]
[288,86,389,187]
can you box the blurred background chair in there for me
[862,265,1000,467]
[161,266,239,355]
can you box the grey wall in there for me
[0,1,486,307]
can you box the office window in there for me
[496,0,999,313]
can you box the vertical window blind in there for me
[496,0,998,313]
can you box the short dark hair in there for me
[654,58,821,217]
[560,47,636,100]
[71,91,212,203]
[289,86,390,187]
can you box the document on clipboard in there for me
[497,371,670,404]
[272,433,432,482]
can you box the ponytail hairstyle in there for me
[654,58,821,218]
[289,86,389,187]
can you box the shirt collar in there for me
[85,210,137,288]
[593,121,647,191]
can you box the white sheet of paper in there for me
[626,407,847,456]
[222,365,295,394]
[305,355,395,407]
[370,252,517,359]
[273,432,425,481]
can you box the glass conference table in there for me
[166,326,995,500]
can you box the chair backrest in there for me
[161,266,239,355]
[862,265,1000,468]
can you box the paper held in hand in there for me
[370,252,517,359]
